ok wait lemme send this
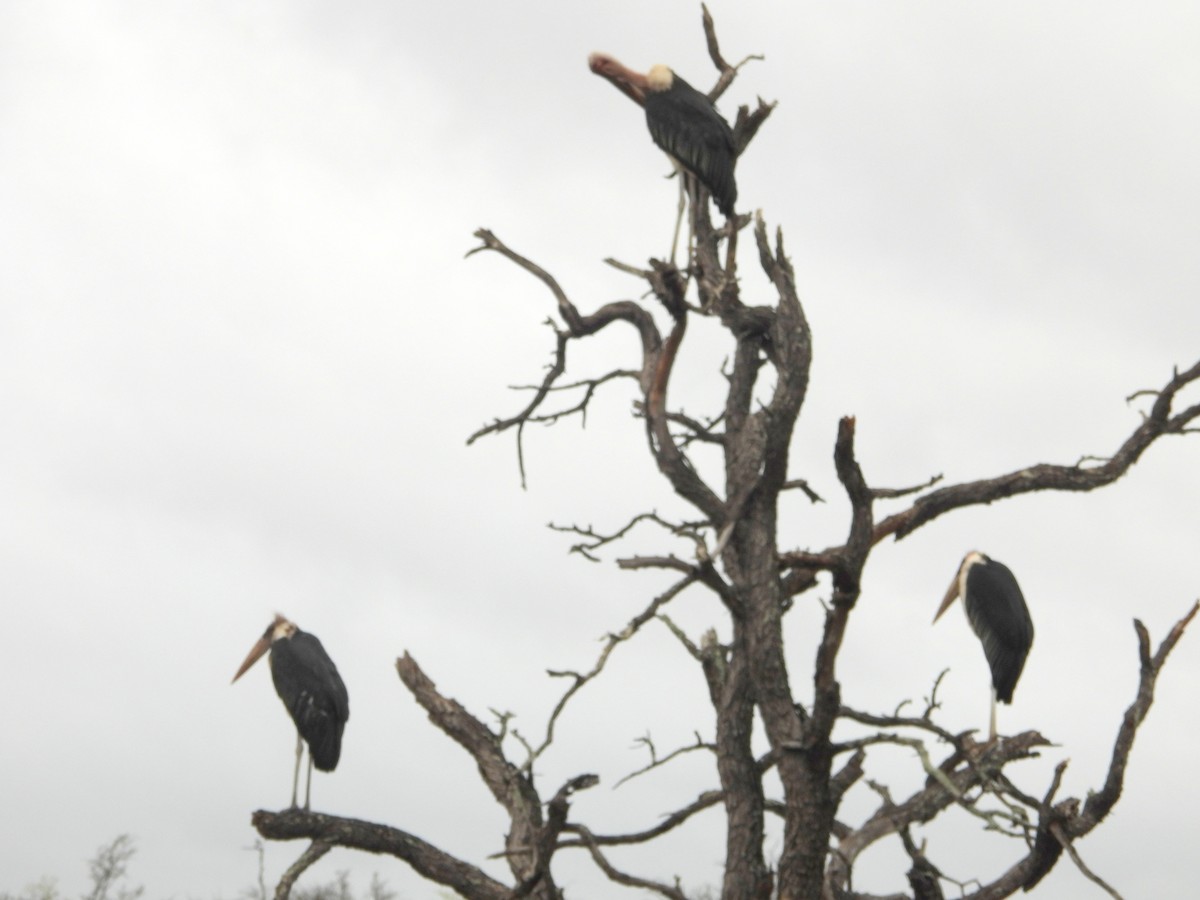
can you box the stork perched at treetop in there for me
[589,53,737,258]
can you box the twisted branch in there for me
[874,360,1200,543]
[252,809,509,900]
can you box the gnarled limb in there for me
[555,790,724,850]
[874,360,1200,543]
[566,824,690,900]
[549,511,712,563]
[251,809,509,900]
[274,839,330,900]
[614,730,715,789]
[510,774,599,899]
[466,229,663,395]
[1073,599,1200,832]
[395,653,553,893]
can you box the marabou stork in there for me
[588,53,737,258]
[934,551,1034,740]
[232,614,349,809]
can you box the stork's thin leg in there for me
[685,175,696,265]
[670,172,686,266]
[290,731,303,808]
[304,753,314,810]
[988,687,998,741]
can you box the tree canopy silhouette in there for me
[251,8,1199,900]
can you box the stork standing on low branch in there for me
[588,52,737,260]
[934,551,1034,740]
[232,614,349,809]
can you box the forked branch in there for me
[566,824,689,900]
[1072,599,1200,833]
[395,653,552,893]
[251,809,508,900]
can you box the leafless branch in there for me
[875,360,1200,542]
[778,549,842,576]
[274,839,331,900]
[1071,599,1200,833]
[838,703,963,748]
[700,3,765,103]
[549,511,710,562]
[900,827,945,900]
[510,774,600,899]
[252,809,509,900]
[732,98,778,156]
[566,824,689,900]
[642,276,728,523]
[831,748,866,803]
[617,554,698,576]
[469,333,564,487]
[614,731,715,789]
[824,730,1052,895]
[532,575,702,766]
[393,654,553,892]
[921,669,950,719]
[783,478,825,503]
[871,472,944,500]
[604,256,653,279]
[467,228,666,486]
[557,791,725,849]
[1051,822,1125,900]
[664,408,726,445]
[517,367,639,429]
[618,554,737,610]
[656,613,702,659]
[809,417,874,746]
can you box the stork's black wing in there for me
[270,631,349,771]
[644,76,737,216]
[964,560,1034,703]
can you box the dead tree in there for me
[251,8,1199,899]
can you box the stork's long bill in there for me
[587,52,651,105]
[933,550,983,623]
[231,614,293,683]
[933,576,962,623]
[587,50,737,222]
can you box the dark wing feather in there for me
[644,76,737,216]
[270,631,349,771]
[964,561,1034,703]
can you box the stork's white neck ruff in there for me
[957,550,987,610]
[647,65,674,92]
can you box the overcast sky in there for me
[2,2,1197,898]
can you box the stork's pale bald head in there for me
[267,614,297,642]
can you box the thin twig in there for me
[565,825,689,900]
[1051,823,1125,900]
[528,575,701,768]
[274,840,332,900]
[614,732,715,789]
